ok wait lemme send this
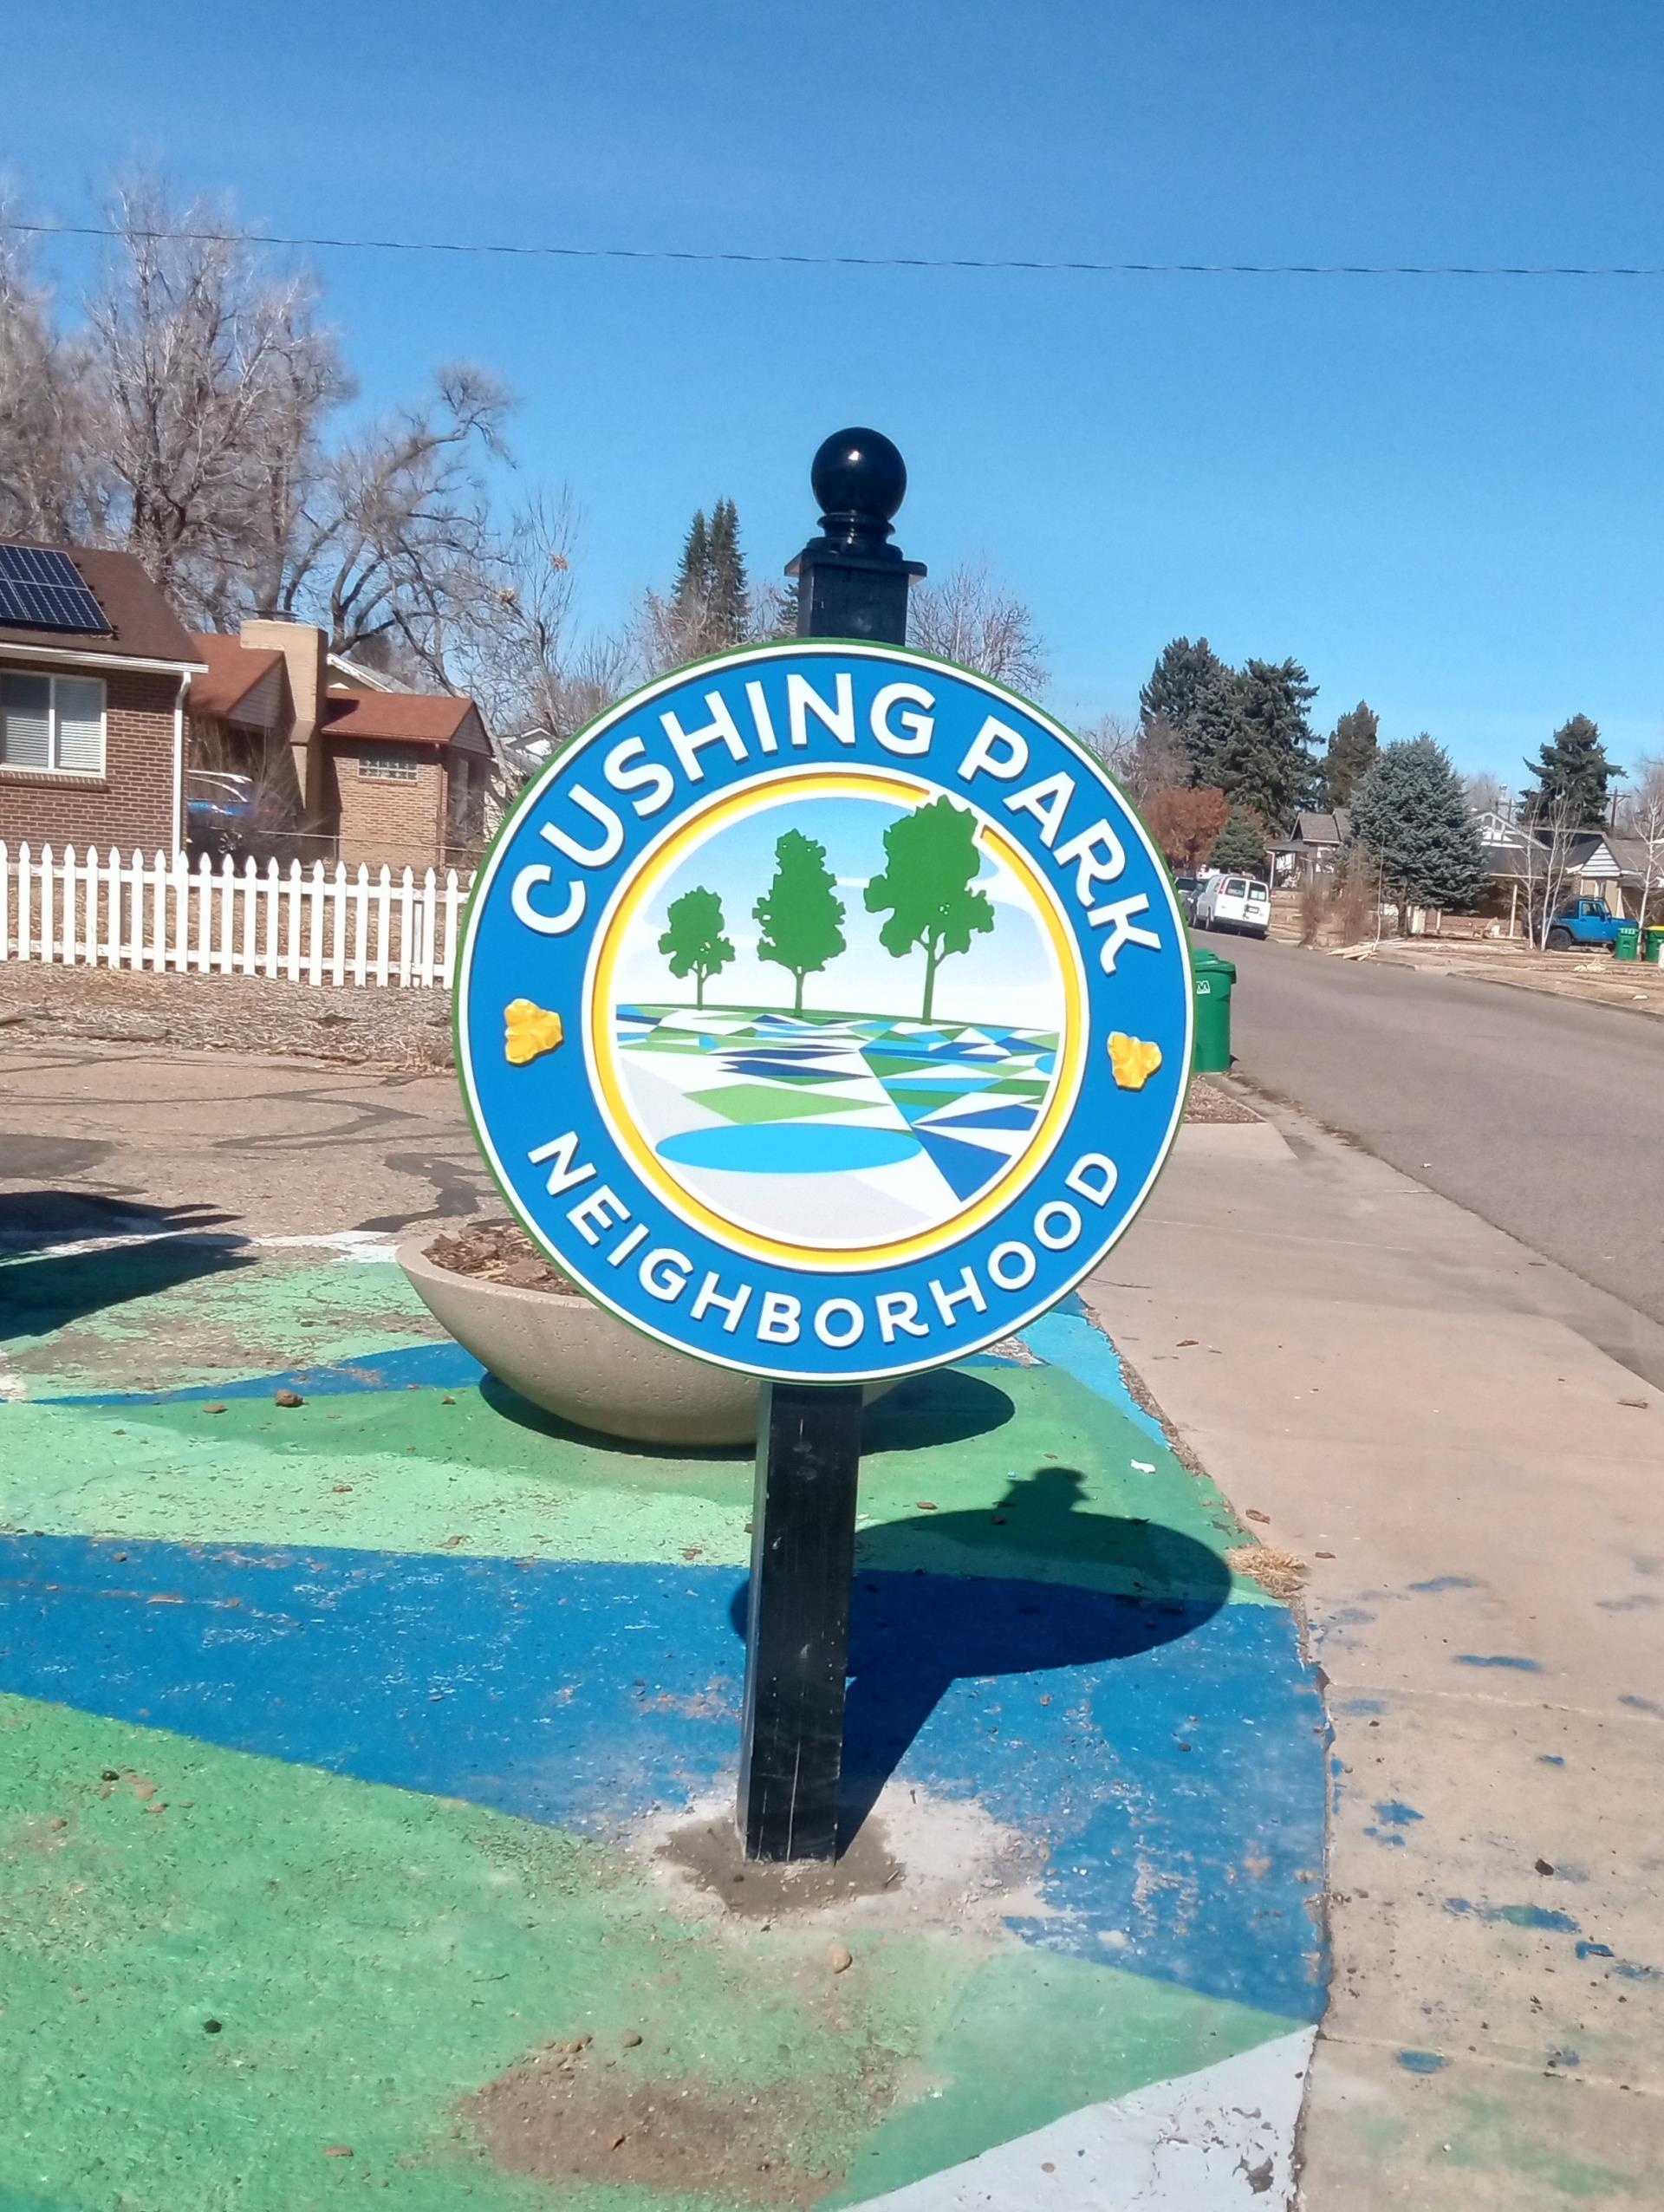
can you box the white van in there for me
[1195,873,1270,939]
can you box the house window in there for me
[0,672,106,774]
[357,748,419,783]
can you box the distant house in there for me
[0,541,206,856]
[1472,808,1661,929]
[318,683,491,869]
[186,618,492,871]
[1471,807,1523,854]
[1269,809,1351,887]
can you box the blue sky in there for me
[7,0,1663,779]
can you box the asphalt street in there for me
[1219,933,1664,1329]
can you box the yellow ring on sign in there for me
[587,766,1089,1273]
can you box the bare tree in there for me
[0,202,114,543]
[75,179,519,683]
[1078,712,1188,811]
[469,492,579,737]
[635,578,712,679]
[86,180,348,624]
[1076,712,1137,785]
[750,576,796,642]
[908,560,1047,693]
[271,362,516,685]
[1516,792,1583,948]
[467,493,637,772]
[1462,771,1505,818]
[1617,757,1664,928]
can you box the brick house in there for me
[317,686,491,870]
[0,543,205,856]
[186,617,492,871]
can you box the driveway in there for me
[0,1039,491,1242]
[1218,934,1664,1332]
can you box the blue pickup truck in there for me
[1545,897,1624,951]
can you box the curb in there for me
[1178,1120,1295,1161]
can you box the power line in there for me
[5,218,1663,279]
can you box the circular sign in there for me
[457,642,1192,1383]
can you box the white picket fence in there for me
[0,843,473,989]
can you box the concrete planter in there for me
[398,1237,764,1448]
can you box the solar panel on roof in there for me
[0,544,111,636]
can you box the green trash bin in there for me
[1645,924,1664,966]
[1191,946,1237,1072]
[1614,921,1641,962]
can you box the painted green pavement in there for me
[0,1246,443,1403]
[0,1337,1271,1605]
[0,1696,1295,2212]
[0,1239,1325,2209]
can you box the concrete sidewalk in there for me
[1086,1093,1664,2209]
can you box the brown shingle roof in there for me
[0,543,204,667]
[188,634,286,722]
[1290,810,1350,845]
[321,687,477,745]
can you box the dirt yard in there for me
[1345,935,1664,1019]
[0,961,453,1070]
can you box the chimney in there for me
[241,618,330,823]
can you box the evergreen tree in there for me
[1523,714,1621,826]
[672,510,713,629]
[754,830,846,1012]
[1139,637,1228,742]
[1199,658,1318,826]
[1349,737,1486,916]
[774,576,802,639]
[1211,807,1269,879]
[1181,660,1249,790]
[1137,639,1320,822]
[706,498,751,647]
[1238,658,1319,822]
[1319,702,1380,810]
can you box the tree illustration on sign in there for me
[753,830,847,1012]
[863,797,996,1020]
[658,885,733,1010]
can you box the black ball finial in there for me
[810,427,907,551]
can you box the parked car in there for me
[185,770,257,825]
[1173,873,1204,921]
[1194,874,1271,938]
[1544,897,1624,952]
[185,770,300,861]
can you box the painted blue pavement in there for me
[38,1338,484,1408]
[0,1532,1325,2022]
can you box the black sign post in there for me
[735,429,926,1863]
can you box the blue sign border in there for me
[456,641,1193,1384]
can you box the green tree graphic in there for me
[753,830,846,1012]
[864,797,996,1021]
[658,885,734,1010]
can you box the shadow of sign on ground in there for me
[0,1194,250,1348]
[725,1467,1232,1842]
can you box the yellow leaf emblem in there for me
[1108,1032,1162,1091]
[504,999,564,1066]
